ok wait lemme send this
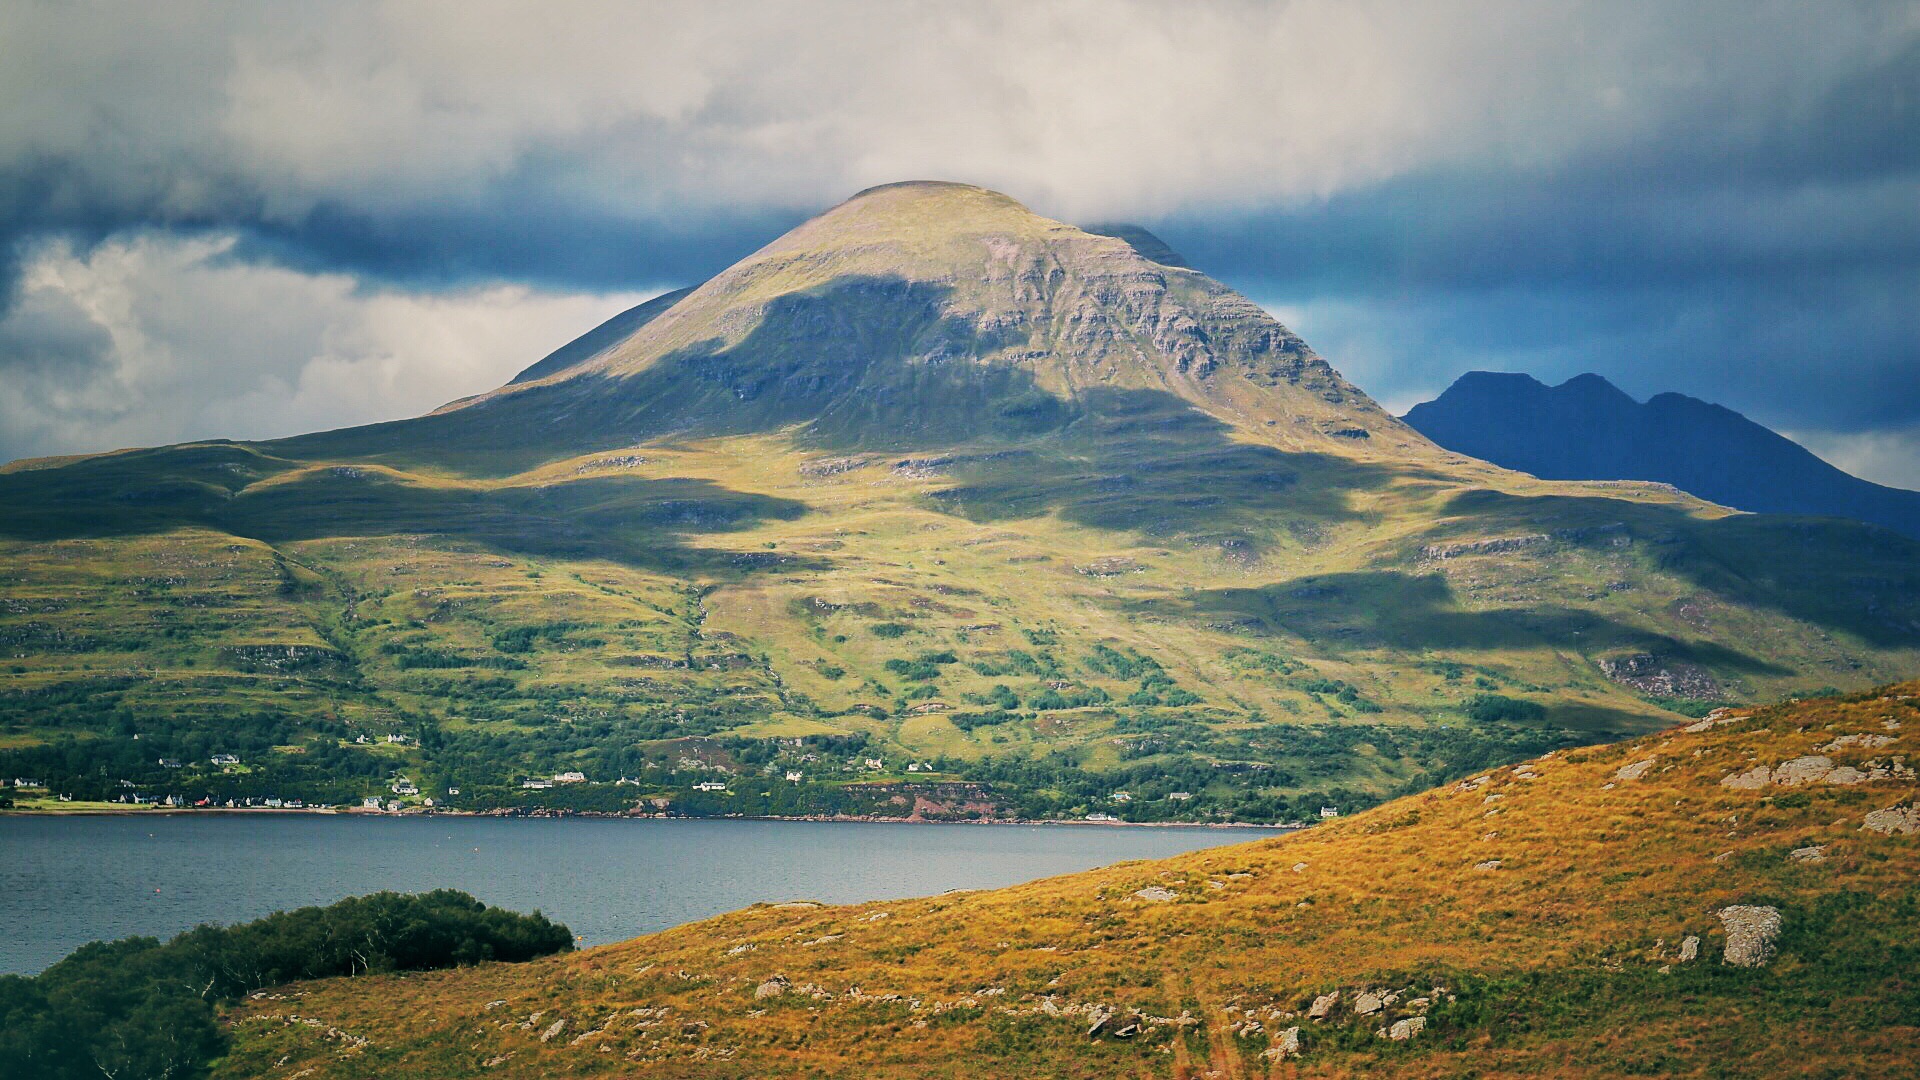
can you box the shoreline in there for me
[0,805,1295,830]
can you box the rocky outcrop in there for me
[1717,906,1783,968]
[754,975,791,1000]
[1722,755,1911,790]
[1131,885,1177,902]
[1306,992,1339,1020]
[1615,757,1658,781]
[1862,804,1920,835]
[1679,935,1700,962]
[1380,1016,1426,1041]
[1598,654,1719,699]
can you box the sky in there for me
[2,1,1916,487]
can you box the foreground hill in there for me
[216,683,1920,1078]
[2,183,1919,821]
[1404,371,1920,540]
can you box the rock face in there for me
[1352,992,1384,1016]
[1132,886,1178,902]
[1679,935,1700,962]
[1306,993,1339,1020]
[1788,845,1827,863]
[754,975,791,1000]
[1863,804,1920,835]
[1717,906,1783,968]
[1721,765,1772,790]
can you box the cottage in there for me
[522,778,554,790]
[158,758,183,769]
[785,770,804,782]
[1085,812,1117,822]
[693,781,729,792]
[210,754,240,766]
[863,758,885,771]
[1110,791,1133,803]
[385,733,410,744]
[264,797,283,808]
[553,771,587,784]
[391,779,419,796]
[446,786,460,796]
[1319,806,1340,819]
[362,797,383,809]
[1166,791,1193,801]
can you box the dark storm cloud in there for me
[0,1,1914,482]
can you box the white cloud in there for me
[1785,427,1920,492]
[3,1,1908,223]
[0,234,651,461]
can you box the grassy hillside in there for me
[2,183,1917,819]
[211,682,1920,1078]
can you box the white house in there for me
[785,770,803,782]
[1166,792,1193,801]
[693,781,728,792]
[1110,791,1133,802]
[211,754,240,766]
[447,786,461,796]
[863,758,885,771]
[1319,806,1340,819]
[362,797,383,809]
[553,771,587,784]
[522,778,554,790]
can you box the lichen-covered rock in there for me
[1380,1016,1426,1041]
[754,975,791,1000]
[1474,859,1502,871]
[1261,1026,1302,1060]
[1353,992,1383,1015]
[1788,845,1827,862]
[1720,766,1771,789]
[1678,935,1700,962]
[1615,758,1657,781]
[1132,885,1177,902]
[1717,906,1783,968]
[1824,766,1868,785]
[539,1017,568,1042]
[1772,756,1835,785]
[1306,992,1339,1019]
[1862,804,1920,835]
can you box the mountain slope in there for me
[1,184,1918,822]
[1404,371,1920,539]
[214,683,1920,1078]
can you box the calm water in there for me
[0,815,1282,974]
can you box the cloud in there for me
[0,233,650,463]
[0,1,1914,474]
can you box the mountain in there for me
[2,182,1918,822]
[211,683,1920,1078]
[1404,371,1920,540]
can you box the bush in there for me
[870,622,909,638]
[1464,694,1547,723]
[0,890,571,1080]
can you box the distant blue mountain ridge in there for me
[1403,371,1920,540]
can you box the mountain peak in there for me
[450,182,1430,460]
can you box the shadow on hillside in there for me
[0,448,817,576]
[917,386,1429,549]
[1425,488,1920,648]
[1142,570,1792,676]
[270,276,1066,475]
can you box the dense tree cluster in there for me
[0,890,571,1080]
